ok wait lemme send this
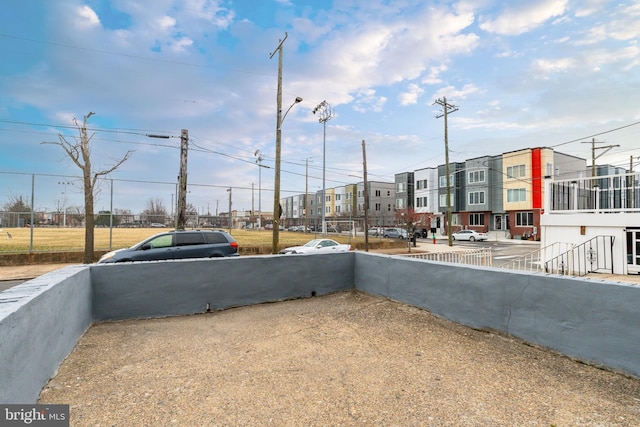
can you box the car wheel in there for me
[469,236,475,241]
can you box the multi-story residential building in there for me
[343,184,357,218]
[438,162,465,230]
[357,181,395,226]
[503,148,585,240]
[280,146,587,237]
[394,172,414,211]
[458,156,495,233]
[334,186,346,217]
[414,166,441,231]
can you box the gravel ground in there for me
[39,291,640,426]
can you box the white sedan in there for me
[279,239,352,254]
[451,230,488,241]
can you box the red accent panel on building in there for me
[532,148,542,209]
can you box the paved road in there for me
[416,238,540,268]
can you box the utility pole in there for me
[254,150,266,229]
[435,96,458,247]
[270,32,287,254]
[581,137,619,181]
[304,157,312,232]
[176,129,189,230]
[227,187,232,234]
[362,139,370,252]
[630,156,640,209]
[251,182,255,228]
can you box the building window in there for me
[506,164,526,179]
[375,190,381,197]
[326,195,331,202]
[507,188,527,202]
[336,206,341,213]
[469,213,484,226]
[468,191,485,205]
[387,191,391,196]
[416,196,428,207]
[397,182,405,192]
[375,203,381,211]
[336,194,341,201]
[439,194,454,207]
[325,206,330,213]
[451,214,460,225]
[439,175,455,188]
[396,199,405,209]
[468,170,486,183]
[387,204,392,211]
[516,212,534,226]
[416,179,428,190]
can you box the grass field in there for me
[0,227,371,253]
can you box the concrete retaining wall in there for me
[2,251,639,403]
[91,254,355,321]
[0,266,91,403]
[354,252,640,377]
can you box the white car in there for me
[279,239,351,254]
[451,230,488,241]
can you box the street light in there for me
[57,181,72,227]
[272,96,303,254]
[313,100,334,235]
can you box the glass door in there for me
[626,229,640,274]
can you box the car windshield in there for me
[303,239,322,247]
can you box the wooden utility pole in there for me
[270,32,287,253]
[581,137,619,181]
[362,139,369,251]
[435,97,458,247]
[176,129,189,230]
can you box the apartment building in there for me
[357,181,396,226]
[394,172,414,211]
[280,146,587,237]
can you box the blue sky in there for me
[1,0,639,215]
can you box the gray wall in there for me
[91,254,355,321]
[354,253,640,377]
[2,252,640,404]
[0,266,91,403]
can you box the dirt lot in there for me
[39,291,640,426]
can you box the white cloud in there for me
[479,0,568,35]
[531,57,577,75]
[76,5,100,27]
[431,84,482,103]
[398,84,424,106]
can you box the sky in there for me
[1,0,639,215]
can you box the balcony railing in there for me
[547,172,640,214]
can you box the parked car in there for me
[451,230,488,241]
[98,230,239,263]
[413,228,428,239]
[279,239,351,254]
[383,228,408,239]
[150,223,166,228]
[368,227,382,237]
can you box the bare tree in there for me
[2,194,31,227]
[43,112,133,263]
[142,198,168,225]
